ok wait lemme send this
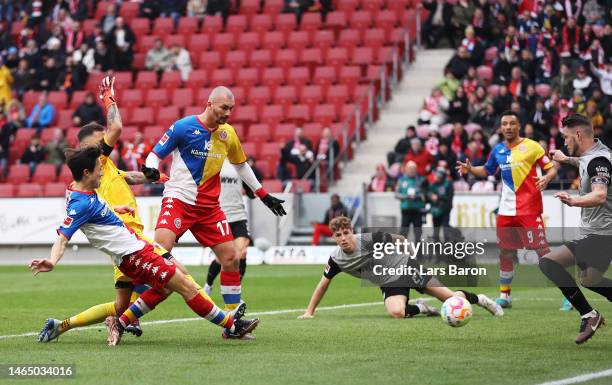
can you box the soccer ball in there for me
[254,237,271,252]
[441,296,472,327]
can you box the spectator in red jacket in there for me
[311,193,349,245]
[403,138,433,176]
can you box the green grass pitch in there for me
[1,264,611,385]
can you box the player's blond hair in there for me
[329,216,352,233]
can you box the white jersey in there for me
[219,160,248,223]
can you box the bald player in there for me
[142,87,286,318]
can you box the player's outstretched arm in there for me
[98,76,122,147]
[550,150,580,168]
[455,159,488,178]
[233,162,287,216]
[298,276,332,319]
[555,184,608,207]
[124,170,169,185]
[29,235,69,275]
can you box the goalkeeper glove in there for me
[141,164,168,183]
[256,188,286,216]
[98,75,117,110]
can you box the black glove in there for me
[242,182,256,199]
[261,194,286,216]
[141,164,160,182]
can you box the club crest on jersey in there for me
[62,216,73,227]
[159,133,169,146]
[219,130,228,141]
[174,218,182,229]
[542,155,550,163]
[518,145,526,152]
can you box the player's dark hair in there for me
[65,146,101,181]
[500,110,521,124]
[562,113,592,131]
[329,216,352,233]
[77,122,105,143]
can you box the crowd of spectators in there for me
[375,0,612,194]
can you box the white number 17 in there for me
[217,220,230,236]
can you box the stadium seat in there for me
[197,51,222,72]
[164,34,186,48]
[241,142,259,158]
[250,14,273,36]
[300,48,323,66]
[95,1,113,19]
[339,66,361,90]
[14,129,36,149]
[7,164,30,184]
[82,19,98,34]
[362,0,384,14]
[248,86,271,107]
[350,11,372,31]
[273,85,297,111]
[188,34,211,53]
[119,1,139,22]
[143,126,165,143]
[263,0,284,15]
[261,67,285,88]
[23,90,41,112]
[201,15,223,35]
[224,50,247,70]
[172,89,194,109]
[234,88,248,106]
[247,124,272,143]
[40,128,59,145]
[197,87,214,103]
[16,183,43,197]
[260,105,284,125]
[58,165,73,184]
[232,105,258,125]
[300,85,324,106]
[303,122,323,141]
[287,67,310,90]
[157,107,180,128]
[131,18,151,37]
[313,66,336,89]
[476,66,493,84]
[376,46,394,66]
[133,53,146,70]
[160,71,183,91]
[338,29,361,55]
[237,32,260,54]
[131,107,155,126]
[232,123,246,139]
[274,14,297,37]
[287,104,310,124]
[210,68,234,86]
[375,10,399,28]
[236,68,259,89]
[121,89,143,109]
[121,126,139,142]
[65,128,80,147]
[153,18,175,38]
[260,142,282,162]
[289,179,312,193]
[56,110,73,128]
[262,31,285,53]
[250,49,273,73]
[273,123,295,142]
[240,0,261,17]
[327,48,349,72]
[69,90,88,109]
[255,159,274,179]
[352,47,374,68]
[312,30,334,53]
[299,13,322,36]
[177,17,200,36]
[364,29,386,49]
[327,85,350,107]
[262,179,283,193]
[145,89,169,109]
[326,11,347,30]
[212,33,235,56]
[226,15,248,38]
[287,31,310,51]
[0,183,15,197]
[48,91,68,109]
[138,35,158,53]
[276,49,299,72]
[31,163,57,184]
[135,71,158,92]
[314,104,337,125]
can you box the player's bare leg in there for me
[424,279,503,316]
[154,227,203,290]
[496,248,516,308]
[384,294,439,318]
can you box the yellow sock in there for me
[130,291,139,303]
[59,302,117,333]
[186,274,202,290]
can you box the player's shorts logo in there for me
[219,130,228,141]
[174,218,182,229]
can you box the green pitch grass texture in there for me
[1,265,611,385]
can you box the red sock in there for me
[186,293,234,329]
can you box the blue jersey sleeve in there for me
[57,197,93,240]
[483,147,499,175]
[152,123,182,159]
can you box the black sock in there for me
[459,290,479,304]
[585,277,612,301]
[539,258,593,316]
[206,260,221,286]
[239,258,247,279]
[405,304,421,317]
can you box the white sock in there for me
[581,310,598,319]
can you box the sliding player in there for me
[297,217,504,320]
[143,86,286,313]
[456,111,557,308]
[204,159,255,296]
[30,147,259,342]
[542,114,612,344]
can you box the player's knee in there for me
[387,307,405,319]
[453,291,465,299]
[580,273,602,287]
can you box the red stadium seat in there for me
[113,71,133,89]
[232,123,245,139]
[340,66,361,90]
[48,91,68,109]
[237,68,259,89]
[256,159,274,179]
[327,48,349,71]
[23,90,41,111]
[153,18,175,38]
[261,67,285,88]
[201,16,223,35]
[157,107,180,128]
[145,89,169,109]
[197,87,214,103]
[197,51,222,72]
[273,85,297,110]
[237,32,260,54]
[241,142,259,158]
[263,0,284,15]
[69,90,88,109]
[119,89,143,108]
[287,31,310,51]
[56,110,73,128]
[250,14,273,35]
[187,69,209,90]
[143,126,165,143]
[260,142,282,162]
[131,18,151,37]
[121,126,138,142]
[211,33,235,56]
[7,164,30,184]
[261,105,284,125]
[65,128,80,147]
[375,10,399,28]
[362,0,384,13]
[226,15,248,38]
[139,35,157,53]
[160,71,183,91]
[0,183,15,197]
[250,49,272,73]
[188,34,211,53]
[273,123,295,142]
[352,46,374,67]
[184,106,202,117]
[274,14,297,37]
[350,11,372,31]
[131,107,155,126]
[14,129,36,149]
[133,53,146,70]
[82,19,98,34]
[262,31,285,52]
[299,13,322,35]
[338,29,361,56]
[262,179,283,193]
[326,11,347,30]
[300,48,323,65]
[276,49,299,71]
[364,29,385,49]
[289,179,311,192]
[232,105,258,126]
[95,1,113,19]
[248,86,271,107]
[300,85,323,105]
[376,46,394,65]
[313,66,336,88]
[247,124,272,143]
[303,122,323,141]
[164,34,186,48]
[135,71,157,92]
[288,104,310,124]
[327,85,349,107]
[16,183,43,197]
[172,89,194,109]
[312,30,334,53]
[224,50,247,70]
[40,128,59,145]
[177,17,200,36]
[240,0,260,17]
[31,163,57,184]
[58,165,73,184]
[314,104,337,125]
[210,68,234,86]
[287,67,310,90]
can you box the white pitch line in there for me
[533,368,612,385]
[0,301,382,341]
